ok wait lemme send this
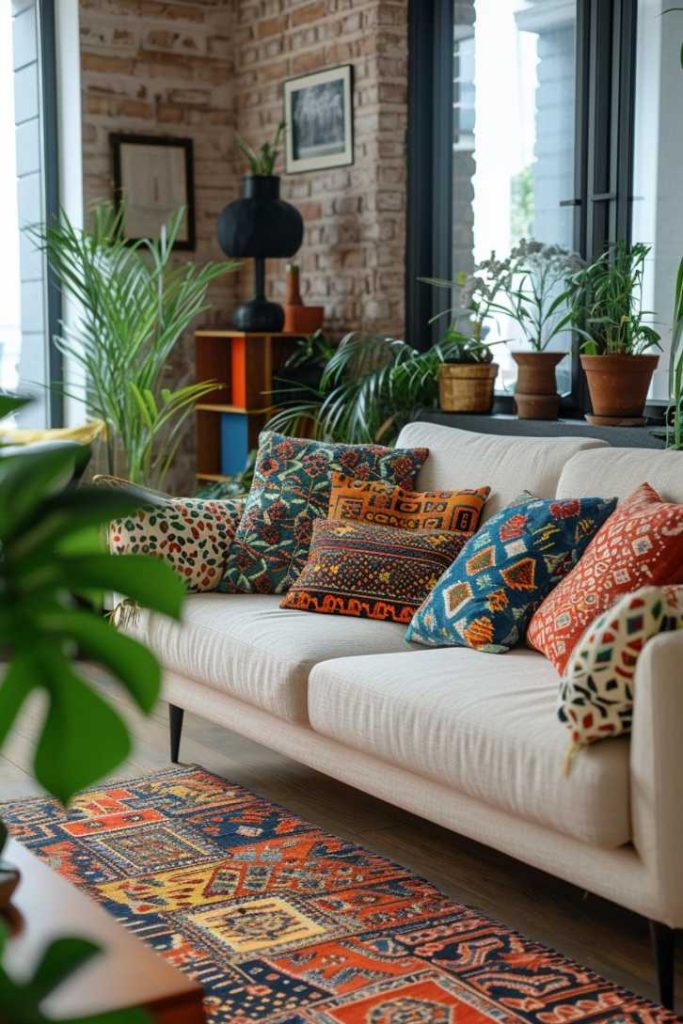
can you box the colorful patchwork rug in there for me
[3,767,675,1024]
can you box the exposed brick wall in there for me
[79,0,239,491]
[78,0,409,488]
[233,0,408,336]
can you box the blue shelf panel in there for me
[220,413,250,476]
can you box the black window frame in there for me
[406,0,652,420]
[39,0,63,427]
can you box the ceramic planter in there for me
[512,351,563,420]
[216,176,304,332]
[580,353,659,425]
[439,362,498,413]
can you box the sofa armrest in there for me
[631,630,683,926]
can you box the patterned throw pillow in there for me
[559,586,683,756]
[527,483,683,673]
[280,519,467,624]
[327,473,490,534]
[220,432,429,594]
[406,496,616,653]
[110,497,246,592]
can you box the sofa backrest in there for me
[396,421,608,519]
[557,447,683,503]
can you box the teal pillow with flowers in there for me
[220,431,429,594]
[406,496,616,653]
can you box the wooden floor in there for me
[2,683,681,1012]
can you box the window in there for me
[408,0,662,417]
[6,0,62,427]
[450,1,578,396]
[632,0,683,402]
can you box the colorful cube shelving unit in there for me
[195,330,301,483]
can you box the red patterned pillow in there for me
[527,483,683,672]
[280,519,468,624]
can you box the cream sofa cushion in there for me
[557,446,683,503]
[129,594,416,724]
[396,422,608,519]
[308,646,630,847]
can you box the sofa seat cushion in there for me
[308,647,630,847]
[129,594,416,724]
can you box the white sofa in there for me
[131,422,683,1006]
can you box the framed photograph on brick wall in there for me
[283,65,354,174]
[111,134,196,250]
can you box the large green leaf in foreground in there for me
[0,442,184,804]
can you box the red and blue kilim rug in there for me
[2,766,676,1023]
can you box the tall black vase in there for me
[216,176,304,333]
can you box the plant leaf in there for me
[33,649,132,804]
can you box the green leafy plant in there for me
[667,258,683,449]
[0,393,184,1018]
[237,122,286,176]
[494,239,584,352]
[267,332,466,445]
[0,924,148,1024]
[568,242,661,356]
[419,257,511,362]
[282,330,336,371]
[30,203,237,489]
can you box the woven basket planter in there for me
[438,362,498,413]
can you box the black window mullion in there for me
[38,0,63,427]
[406,0,454,350]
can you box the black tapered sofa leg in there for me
[169,704,185,764]
[650,919,675,1010]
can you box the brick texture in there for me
[232,0,408,336]
[78,0,409,489]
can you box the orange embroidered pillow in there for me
[327,473,489,535]
[527,483,683,673]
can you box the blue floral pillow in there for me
[221,431,429,594]
[406,496,616,653]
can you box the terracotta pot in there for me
[439,362,498,413]
[512,351,563,420]
[283,305,325,334]
[580,354,659,425]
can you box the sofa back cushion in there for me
[557,447,683,503]
[396,422,608,519]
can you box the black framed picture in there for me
[283,65,354,174]
[111,134,195,250]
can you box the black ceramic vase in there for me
[217,176,304,332]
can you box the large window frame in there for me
[406,0,656,419]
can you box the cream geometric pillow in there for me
[559,585,683,761]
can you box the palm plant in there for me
[667,258,683,449]
[30,204,237,489]
[268,332,465,445]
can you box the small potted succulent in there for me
[495,240,583,420]
[420,262,507,414]
[569,242,661,425]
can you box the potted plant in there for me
[266,333,464,445]
[32,203,236,490]
[570,242,661,425]
[419,264,507,414]
[496,240,583,420]
[216,123,304,332]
